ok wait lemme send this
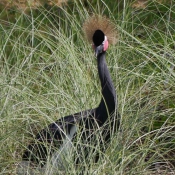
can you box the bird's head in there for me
[92,29,108,57]
[83,14,118,57]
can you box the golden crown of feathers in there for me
[83,14,118,45]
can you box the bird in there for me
[18,14,120,173]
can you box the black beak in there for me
[95,44,103,57]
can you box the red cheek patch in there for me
[103,40,109,51]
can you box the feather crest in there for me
[83,14,118,45]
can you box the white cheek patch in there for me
[103,36,109,51]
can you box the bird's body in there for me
[18,16,120,174]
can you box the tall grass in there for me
[0,0,175,174]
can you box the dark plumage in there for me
[20,15,120,171]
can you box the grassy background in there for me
[0,0,175,174]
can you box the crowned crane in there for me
[18,15,120,174]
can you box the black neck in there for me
[97,51,116,118]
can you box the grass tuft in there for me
[0,0,175,174]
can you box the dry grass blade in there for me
[0,0,67,11]
[48,0,68,6]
